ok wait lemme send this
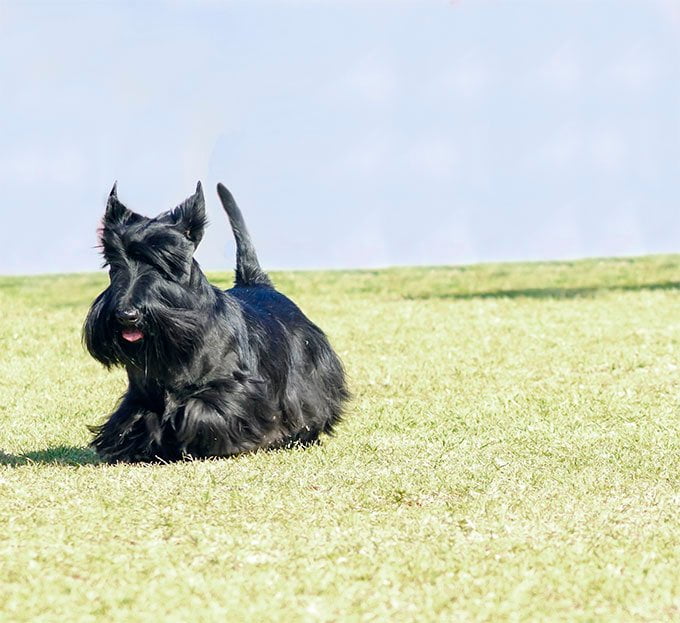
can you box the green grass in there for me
[1,255,679,622]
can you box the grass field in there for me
[1,255,679,622]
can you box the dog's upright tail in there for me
[216,183,273,288]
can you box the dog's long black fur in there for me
[84,182,349,463]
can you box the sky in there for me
[0,0,678,275]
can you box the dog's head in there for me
[84,182,210,371]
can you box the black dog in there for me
[84,182,348,463]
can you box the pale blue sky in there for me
[0,0,678,275]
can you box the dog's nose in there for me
[116,308,140,326]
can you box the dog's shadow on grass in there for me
[0,445,100,466]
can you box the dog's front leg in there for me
[89,391,168,463]
[174,395,278,459]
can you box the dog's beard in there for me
[83,290,119,368]
[141,304,205,375]
[84,291,206,378]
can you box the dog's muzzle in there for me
[116,308,144,343]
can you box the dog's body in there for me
[84,182,348,463]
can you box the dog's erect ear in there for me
[172,181,207,245]
[104,183,141,226]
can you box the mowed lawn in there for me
[1,255,679,622]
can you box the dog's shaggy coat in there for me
[84,182,348,463]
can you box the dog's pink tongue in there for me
[121,328,144,342]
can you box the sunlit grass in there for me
[1,255,679,621]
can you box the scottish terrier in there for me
[84,182,348,463]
